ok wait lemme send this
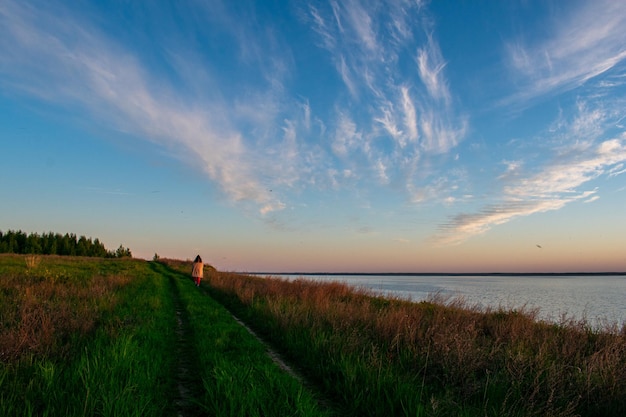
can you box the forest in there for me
[0,230,131,258]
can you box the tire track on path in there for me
[198,285,335,412]
[229,311,304,384]
[168,274,205,417]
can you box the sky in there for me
[1,0,626,273]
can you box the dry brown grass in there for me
[24,255,41,269]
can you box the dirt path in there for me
[198,286,334,411]
[229,311,305,384]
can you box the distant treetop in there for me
[0,230,132,258]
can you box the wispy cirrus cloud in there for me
[0,0,302,215]
[417,34,450,104]
[342,0,379,55]
[2,0,467,230]
[374,104,403,145]
[408,175,459,204]
[609,164,626,178]
[307,0,467,203]
[309,4,337,50]
[433,1,626,246]
[401,86,419,142]
[504,0,626,104]
[435,106,626,245]
[332,112,361,157]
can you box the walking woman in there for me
[192,255,203,287]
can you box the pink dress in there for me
[192,261,203,286]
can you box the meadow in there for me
[2,254,625,416]
[0,255,327,416]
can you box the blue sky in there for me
[1,0,625,272]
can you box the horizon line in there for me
[242,271,626,277]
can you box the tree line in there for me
[0,230,132,258]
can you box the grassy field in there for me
[0,255,328,416]
[177,266,625,417]
[2,254,625,416]
[0,254,175,416]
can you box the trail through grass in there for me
[1,255,331,416]
[160,263,205,416]
[151,261,334,417]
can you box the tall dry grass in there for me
[24,255,41,269]
[202,270,626,416]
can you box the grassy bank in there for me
[183,266,626,417]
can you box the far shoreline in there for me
[246,271,626,277]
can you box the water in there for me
[255,274,626,327]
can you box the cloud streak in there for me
[431,1,626,246]
[436,122,626,245]
[417,35,450,104]
[1,0,469,221]
[0,0,297,214]
[306,0,467,203]
[504,0,626,104]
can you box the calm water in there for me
[257,274,626,327]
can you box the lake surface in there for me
[254,274,626,327]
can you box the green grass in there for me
[152,261,332,416]
[4,254,624,416]
[0,255,176,416]
[0,255,332,416]
[192,268,626,417]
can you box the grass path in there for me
[0,256,332,416]
[200,287,336,412]
[155,260,334,413]
[227,308,305,384]
[165,268,205,416]
[151,261,333,417]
